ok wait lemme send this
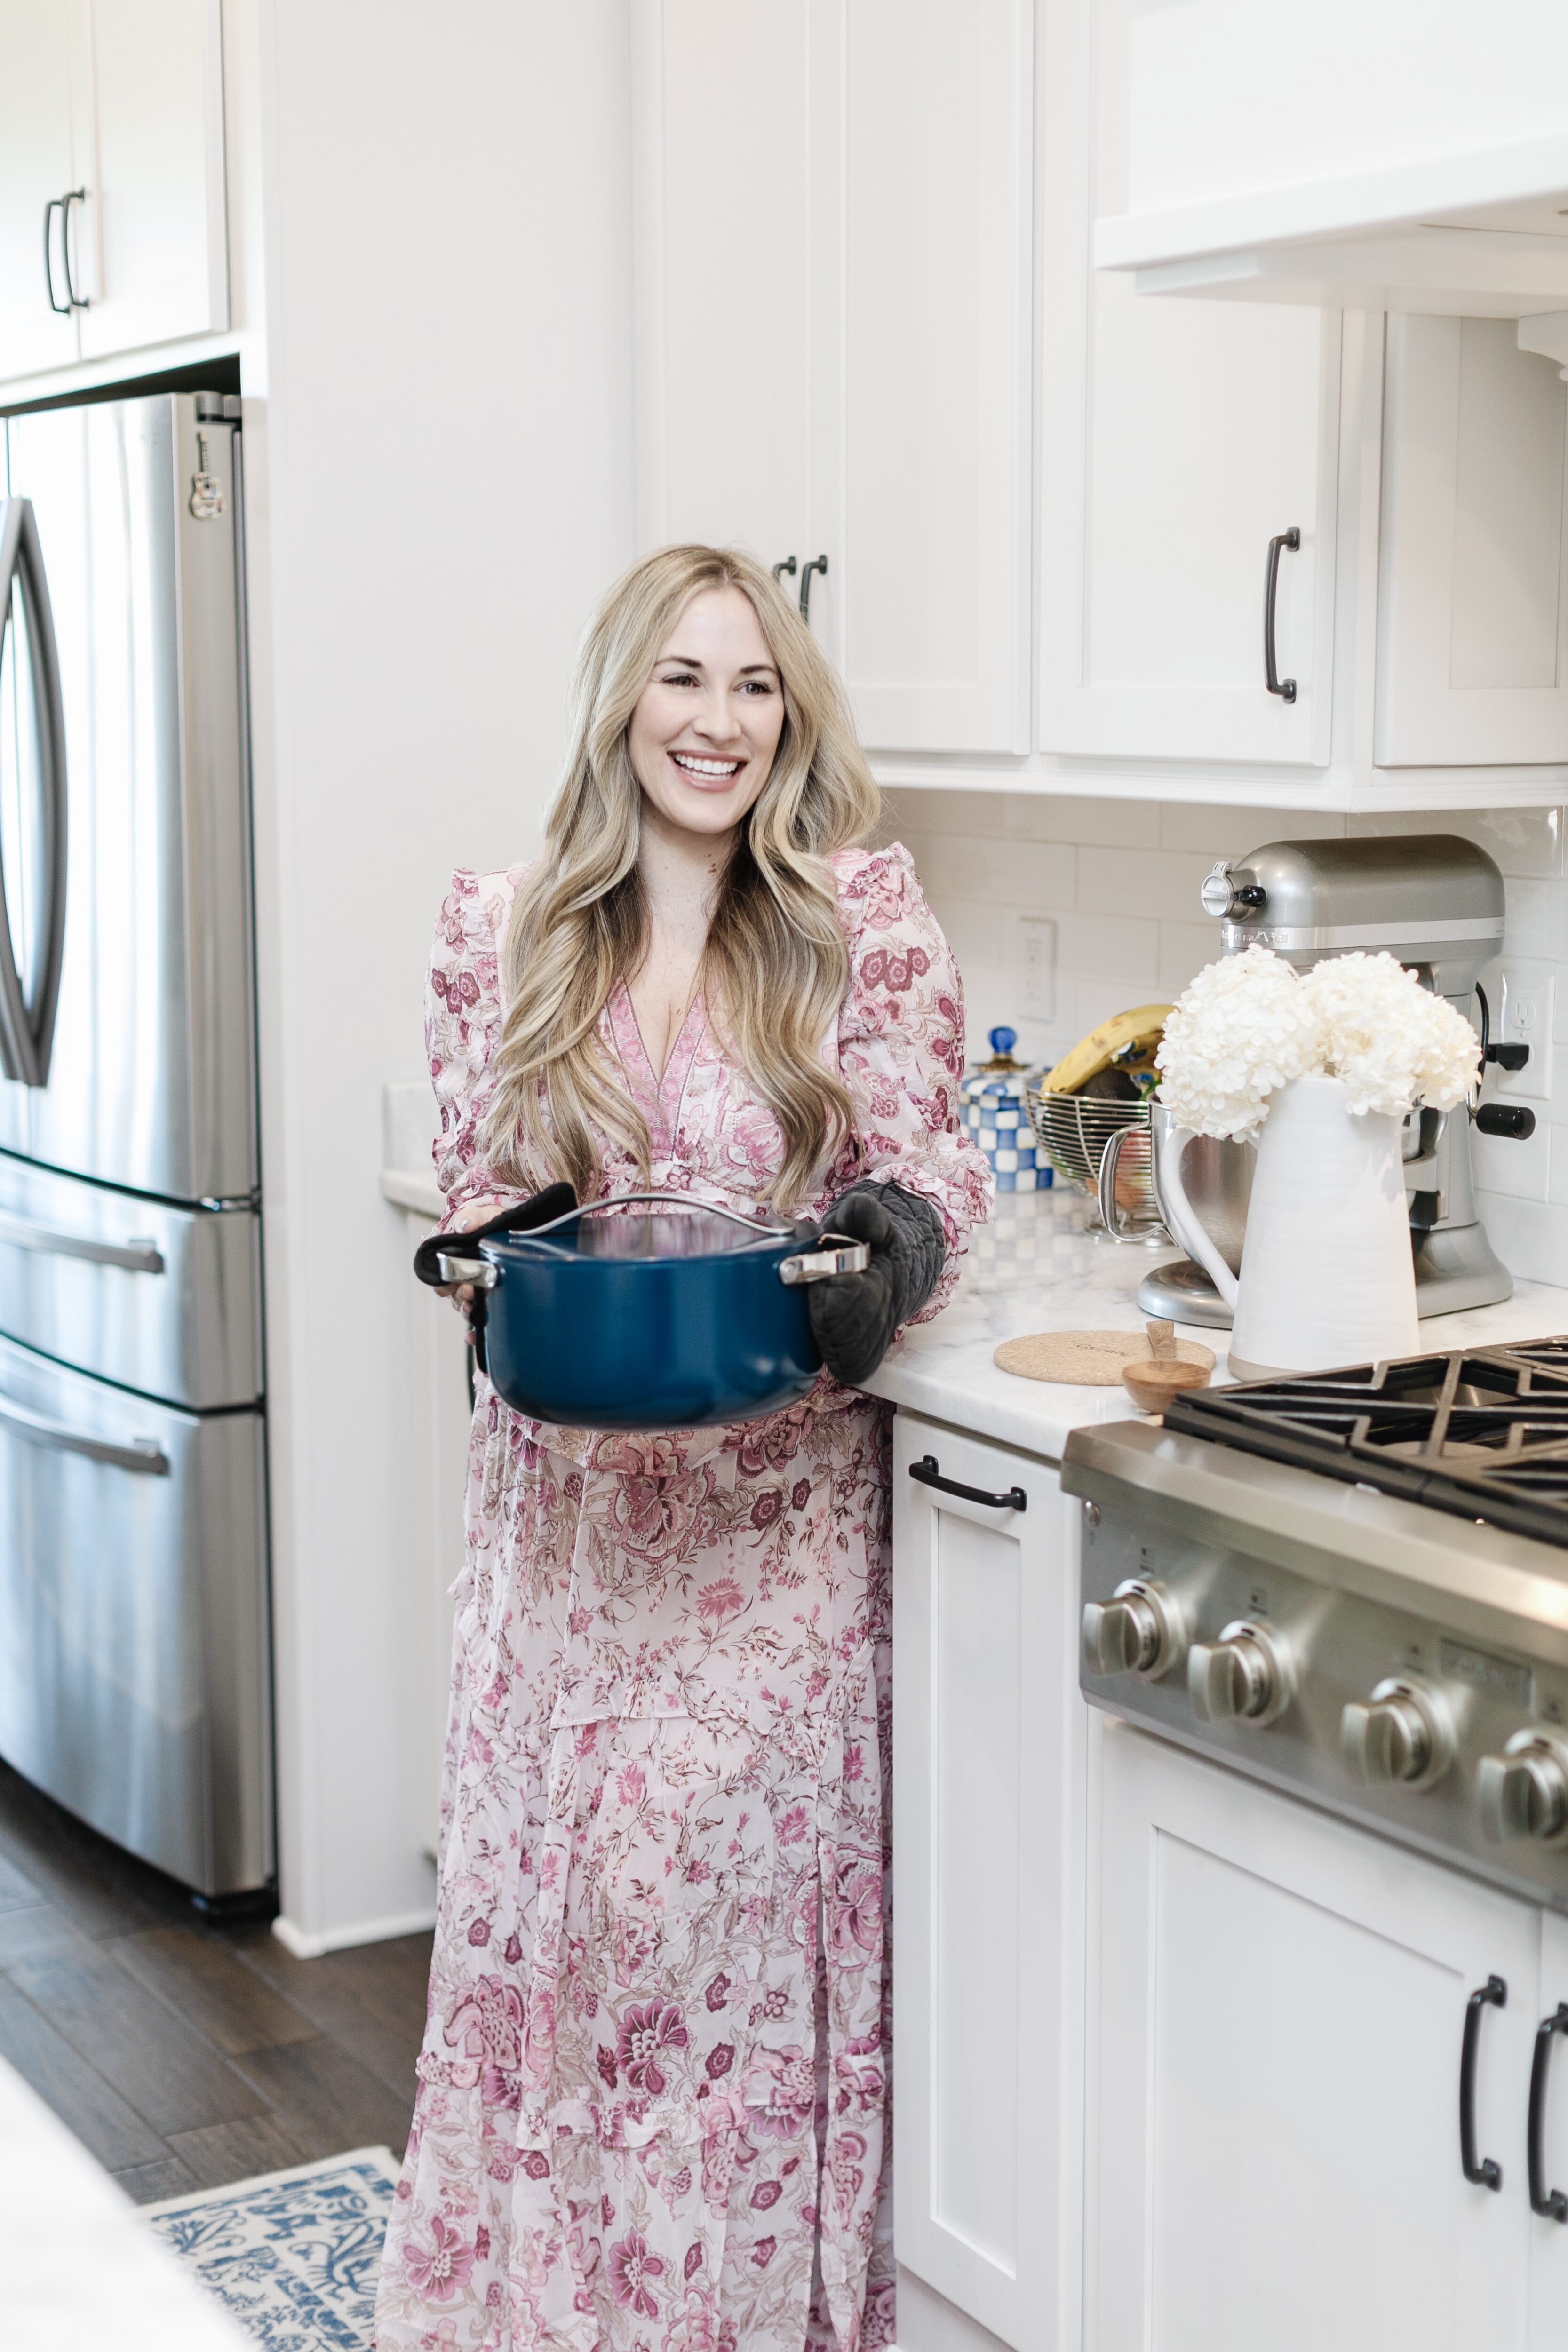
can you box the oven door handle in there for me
[908,1454,1027,1512]
[1460,1974,1506,2190]
[1529,2002,1568,2221]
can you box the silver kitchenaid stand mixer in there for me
[1139,834,1536,1329]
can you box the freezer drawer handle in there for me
[908,1454,1026,1512]
[0,1393,169,1476]
[1460,1974,1506,2190]
[1529,2003,1568,2222]
[0,1209,164,1274]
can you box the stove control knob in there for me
[1188,1620,1292,1727]
[1478,1732,1568,1844]
[1082,1579,1185,1682]
[1342,1678,1453,1791]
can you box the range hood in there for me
[1093,0,1568,352]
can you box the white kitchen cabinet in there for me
[1536,1912,1568,2350]
[1089,1719,1547,2352]
[0,0,227,387]
[1037,0,1340,769]
[1377,315,1568,768]
[632,0,1033,756]
[0,1,80,381]
[891,1412,1083,2352]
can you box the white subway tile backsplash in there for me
[1076,845,1218,923]
[1004,793,1162,849]
[887,787,1568,1295]
[1158,802,1348,854]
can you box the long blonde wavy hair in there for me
[479,545,883,1210]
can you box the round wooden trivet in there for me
[994,1329,1216,1386]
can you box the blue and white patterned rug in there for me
[143,2146,400,2349]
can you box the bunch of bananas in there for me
[1038,1005,1172,1101]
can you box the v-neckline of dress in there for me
[609,980,707,1153]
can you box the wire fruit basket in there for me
[1027,1088,1150,1191]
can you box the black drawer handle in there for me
[1264,526,1300,702]
[1460,1974,1506,2189]
[1530,2003,1568,2221]
[908,1454,1026,1512]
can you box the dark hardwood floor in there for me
[0,1759,431,2204]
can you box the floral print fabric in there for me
[374,846,990,2351]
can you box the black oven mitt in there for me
[803,1181,946,1388]
[411,1183,577,1375]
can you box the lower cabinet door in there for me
[1533,1913,1568,2348]
[1090,1721,1537,2352]
[892,1413,1082,2352]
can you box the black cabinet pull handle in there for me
[1529,2003,1568,2221]
[1264,527,1300,702]
[908,1454,1026,1512]
[60,188,88,311]
[42,197,69,315]
[772,556,797,582]
[799,552,828,622]
[1460,1974,1506,2189]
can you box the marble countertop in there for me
[860,1187,1568,1462]
[0,2056,247,2350]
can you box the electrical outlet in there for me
[1496,961,1553,1100]
[1015,914,1056,1022]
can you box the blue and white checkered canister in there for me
[960,1025,1051,1194]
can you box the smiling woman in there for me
[376,545,992,2352]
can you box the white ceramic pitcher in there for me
[1156,1072,1420,1379]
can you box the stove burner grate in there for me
[1163,1339,1568,1547]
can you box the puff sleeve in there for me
[831,844,993,1321]
[425,866,528,1235]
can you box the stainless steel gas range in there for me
[1063,1343,1568,1916]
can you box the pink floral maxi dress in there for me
[375,845,991,2352]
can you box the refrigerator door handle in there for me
[0,496,68,1089]
[0,1391,169,1475]
[0,1207,164,1274]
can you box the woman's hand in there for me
[435,1197,509,1312]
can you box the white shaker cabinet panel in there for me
[1090,1723,1537,2352]
[0,1,82,381]
[1377,316,1568,768]
[834,0,1033,755]
[73,0,228,361]
[892,1414,1082,2352]
[1039,0,1339,767]
[631,0,811,569]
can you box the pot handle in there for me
[779,1235,871,1286]
[1155,1120,1240,1310]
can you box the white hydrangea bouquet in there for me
[1155,946,1479,1139]
[1152,948,1482,1378]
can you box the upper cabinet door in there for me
[631,0,811,570]
[1376,316,1568,768]
[632,0,1034,757]
[0,2,82,382]
[831,0,1034,755]
[73,0,229,361]
[1039,0,1340,767]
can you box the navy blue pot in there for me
[434,1193,868,1432]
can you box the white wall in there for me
[249,2,636,1949]
[884,788,1568,1289]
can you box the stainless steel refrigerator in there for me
[0,389,270,1901]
